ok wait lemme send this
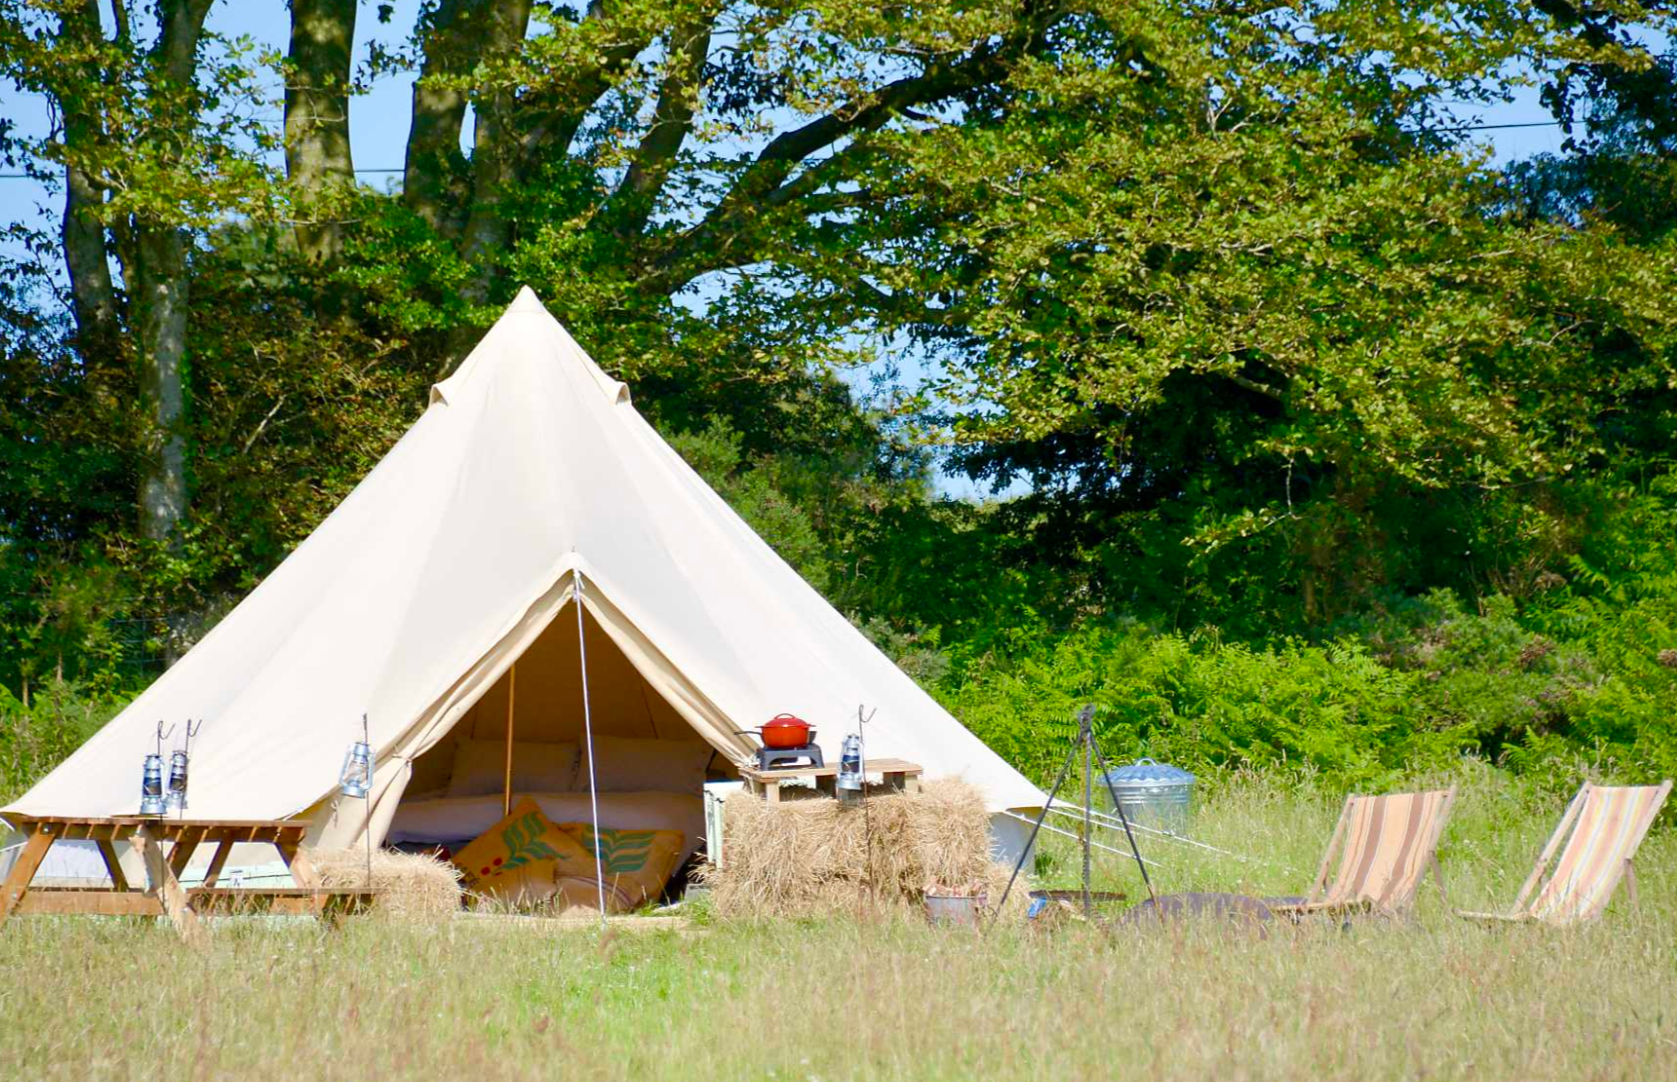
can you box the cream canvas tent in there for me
[4,289,1044,860]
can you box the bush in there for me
[935,624,1466,788]
[0,680,126,804]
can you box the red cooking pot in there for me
[753,713,816,749]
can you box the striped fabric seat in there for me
[1275,788,1456,916]
[1461,781,1672,926]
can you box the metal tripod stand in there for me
[993,704,1161,923]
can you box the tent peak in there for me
[429,288,631,408]
[507,285,546,314]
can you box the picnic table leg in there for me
[0,827,56,926]
[200,830,233,888]
[95,840,130,892]
[277,842,328,917]
[139,829,203,944]
[168,826,207,882]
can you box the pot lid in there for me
[1102,757,1195,786]
[764,713,811,729]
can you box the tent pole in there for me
[503,664,517,817]
[576,571,606,925]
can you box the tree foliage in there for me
[1,0,1677,791]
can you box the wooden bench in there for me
[741,757,923,803]
[0,815,374,940]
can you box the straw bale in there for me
[308,847,464,923]
[699,779,1026,921]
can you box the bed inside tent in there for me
[383,593,735,904]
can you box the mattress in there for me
[387,790,707,864]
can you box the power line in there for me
[0,120,1579,180]
[0,166,406,179]
[1428,120,1571,132]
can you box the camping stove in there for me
[755,743,824,771]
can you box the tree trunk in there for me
[132,226,190,545]
[62,164,119,355]
[455,0,533,307]
[285,0,358,262]
[403,0,482,238]
[55,1,119,363]
[130,0,212,546]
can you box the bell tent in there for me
[4,289,1044,858]
[6,288,1039,858]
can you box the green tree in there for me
[844,0,1677,627]
[0,0,281,549]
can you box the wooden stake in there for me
[503,662,517,817]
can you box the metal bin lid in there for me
[1102,757,1195,789]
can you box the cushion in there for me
[386,790,708,865]
[552,875,639,914]
[450,797,598,888]
[585,735,711,793]
[472,862,557,909]
[447,739,579,798]
[559,823,686,911]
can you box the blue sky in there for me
[0,3,1591,498]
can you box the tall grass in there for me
[1017,759,1625,911]
[1,773,1672,1081]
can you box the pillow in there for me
[552,875,639,914]
[447,739,579,798]
[584,735,710,793]
[472,862,557,909]
[559,823,686,911]
[450,797,598,888]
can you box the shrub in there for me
[0,680,125,804]
[936,625,1467,789]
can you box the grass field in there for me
[3,766,1673,1081]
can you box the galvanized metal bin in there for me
[1100,758,1196,835]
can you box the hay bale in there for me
[700,779,1026,921]
[307,847,463,923]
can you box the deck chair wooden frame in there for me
[1459,780,1672,926]
[1272,787,1457,918]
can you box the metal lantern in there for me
[837,733,863,797]
[166,748,190,814]
[139,753,167,816]
[339,740,373,799]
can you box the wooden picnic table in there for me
[741,757,923,802]
[0,815,373,940]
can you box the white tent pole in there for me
[575,569,606,924]
[502,664,517,817]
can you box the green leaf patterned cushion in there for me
[451,797,596,886]
[560,823,687,908]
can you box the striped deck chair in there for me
[1459,780,1672,925]
[1271,788,1457,917]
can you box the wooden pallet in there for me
[740,757,923,803]
[0,814,373,939]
